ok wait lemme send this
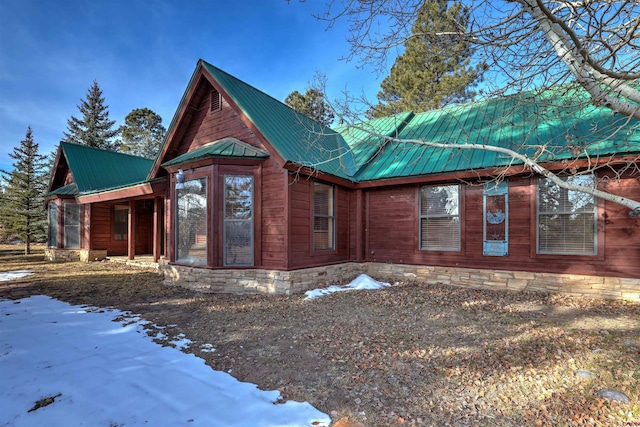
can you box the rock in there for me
[575,369,597,379]
[332,417,365,427]
[596,388,630,404]
[623,340,640,351]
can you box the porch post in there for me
[153,196,162,262]
[128,200,136,260]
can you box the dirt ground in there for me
[1,245,639,426]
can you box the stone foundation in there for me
[162,261,640,301]
[162,263,365,295]
[45,248,108,263]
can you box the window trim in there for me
[419,184,461,252]
[312,181,336,252]
[48,204,58,248]
[535,175,598,256]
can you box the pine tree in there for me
[0,127,48,254]
[63,80,119,150]
[285,88,335,126]
[369,0,485,118]
[117,108,166,158]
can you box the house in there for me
[46,59,640,300]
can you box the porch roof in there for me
[161,137,269,168]
[60,142,154,193]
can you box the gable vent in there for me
[210,89,221,112]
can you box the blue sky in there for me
[0,0,386,172]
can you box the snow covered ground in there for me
[0,292,330,426]
[0,270,390,426]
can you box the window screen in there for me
[113,205,128,241]
[224,175,254,266]
[64,204,81,249]
[420,185,460,251]
[313,182,335,251]
[537,175,597,255]
[176,177,208,265]
[48,204,57,247]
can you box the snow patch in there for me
[0,270,33,282]
[304,274,391,300]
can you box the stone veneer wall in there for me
[162,262,640,301]
[45,248,108,263]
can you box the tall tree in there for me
[285,88,335,126]
[63,80,118,150]
[0,127,48,253]
[117,108,166,158]
[369,0,484,118]
[303,0,640,216]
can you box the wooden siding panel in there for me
[364,172,640,279]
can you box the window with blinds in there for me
[176,177,208,265]
[419,184,460,251]
[48,204,57,248]
[537,175,597,255]
[313,182,335,251]
[224,175,254,266]
[64,204,81,249]
[113,205,128,241]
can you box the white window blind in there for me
[313,182,334,251]
[176,178,208,265]
[537,175,597,255]
[64,204,81,249]
[224,175,254,266]
[420,185,460,251]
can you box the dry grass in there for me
[1,244,640,426]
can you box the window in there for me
[313,182,335,251]
[210,89,221,112]
[224,175,254,266]
[176,177,208,265]
[48,204,58,247]
[537,175,597,255]
[64,204,81,249]
[420,185,460,251]
[113,205,128,241]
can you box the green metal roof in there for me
[162,137,269,168]
[45,183,78,197]
[200,60,359,180]
[351,86,640,182]
[60,142,154,193]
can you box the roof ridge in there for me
[60,141,154,160]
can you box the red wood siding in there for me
[288,177,350,269]
[364,173,640,279]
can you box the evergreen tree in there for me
[117,108,166,158]
[63,80,118,150]
[0,127,48,253]
[369,0,485,118]
[285,88,335,126]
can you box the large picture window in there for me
[176,177,208,265]
[48,204,58,247]
[537,175,597,255]
[420,184,460,251]
[64,204,81,249]
[313,182,335,251]
[224,175,254,266]
[113,205,128,241]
